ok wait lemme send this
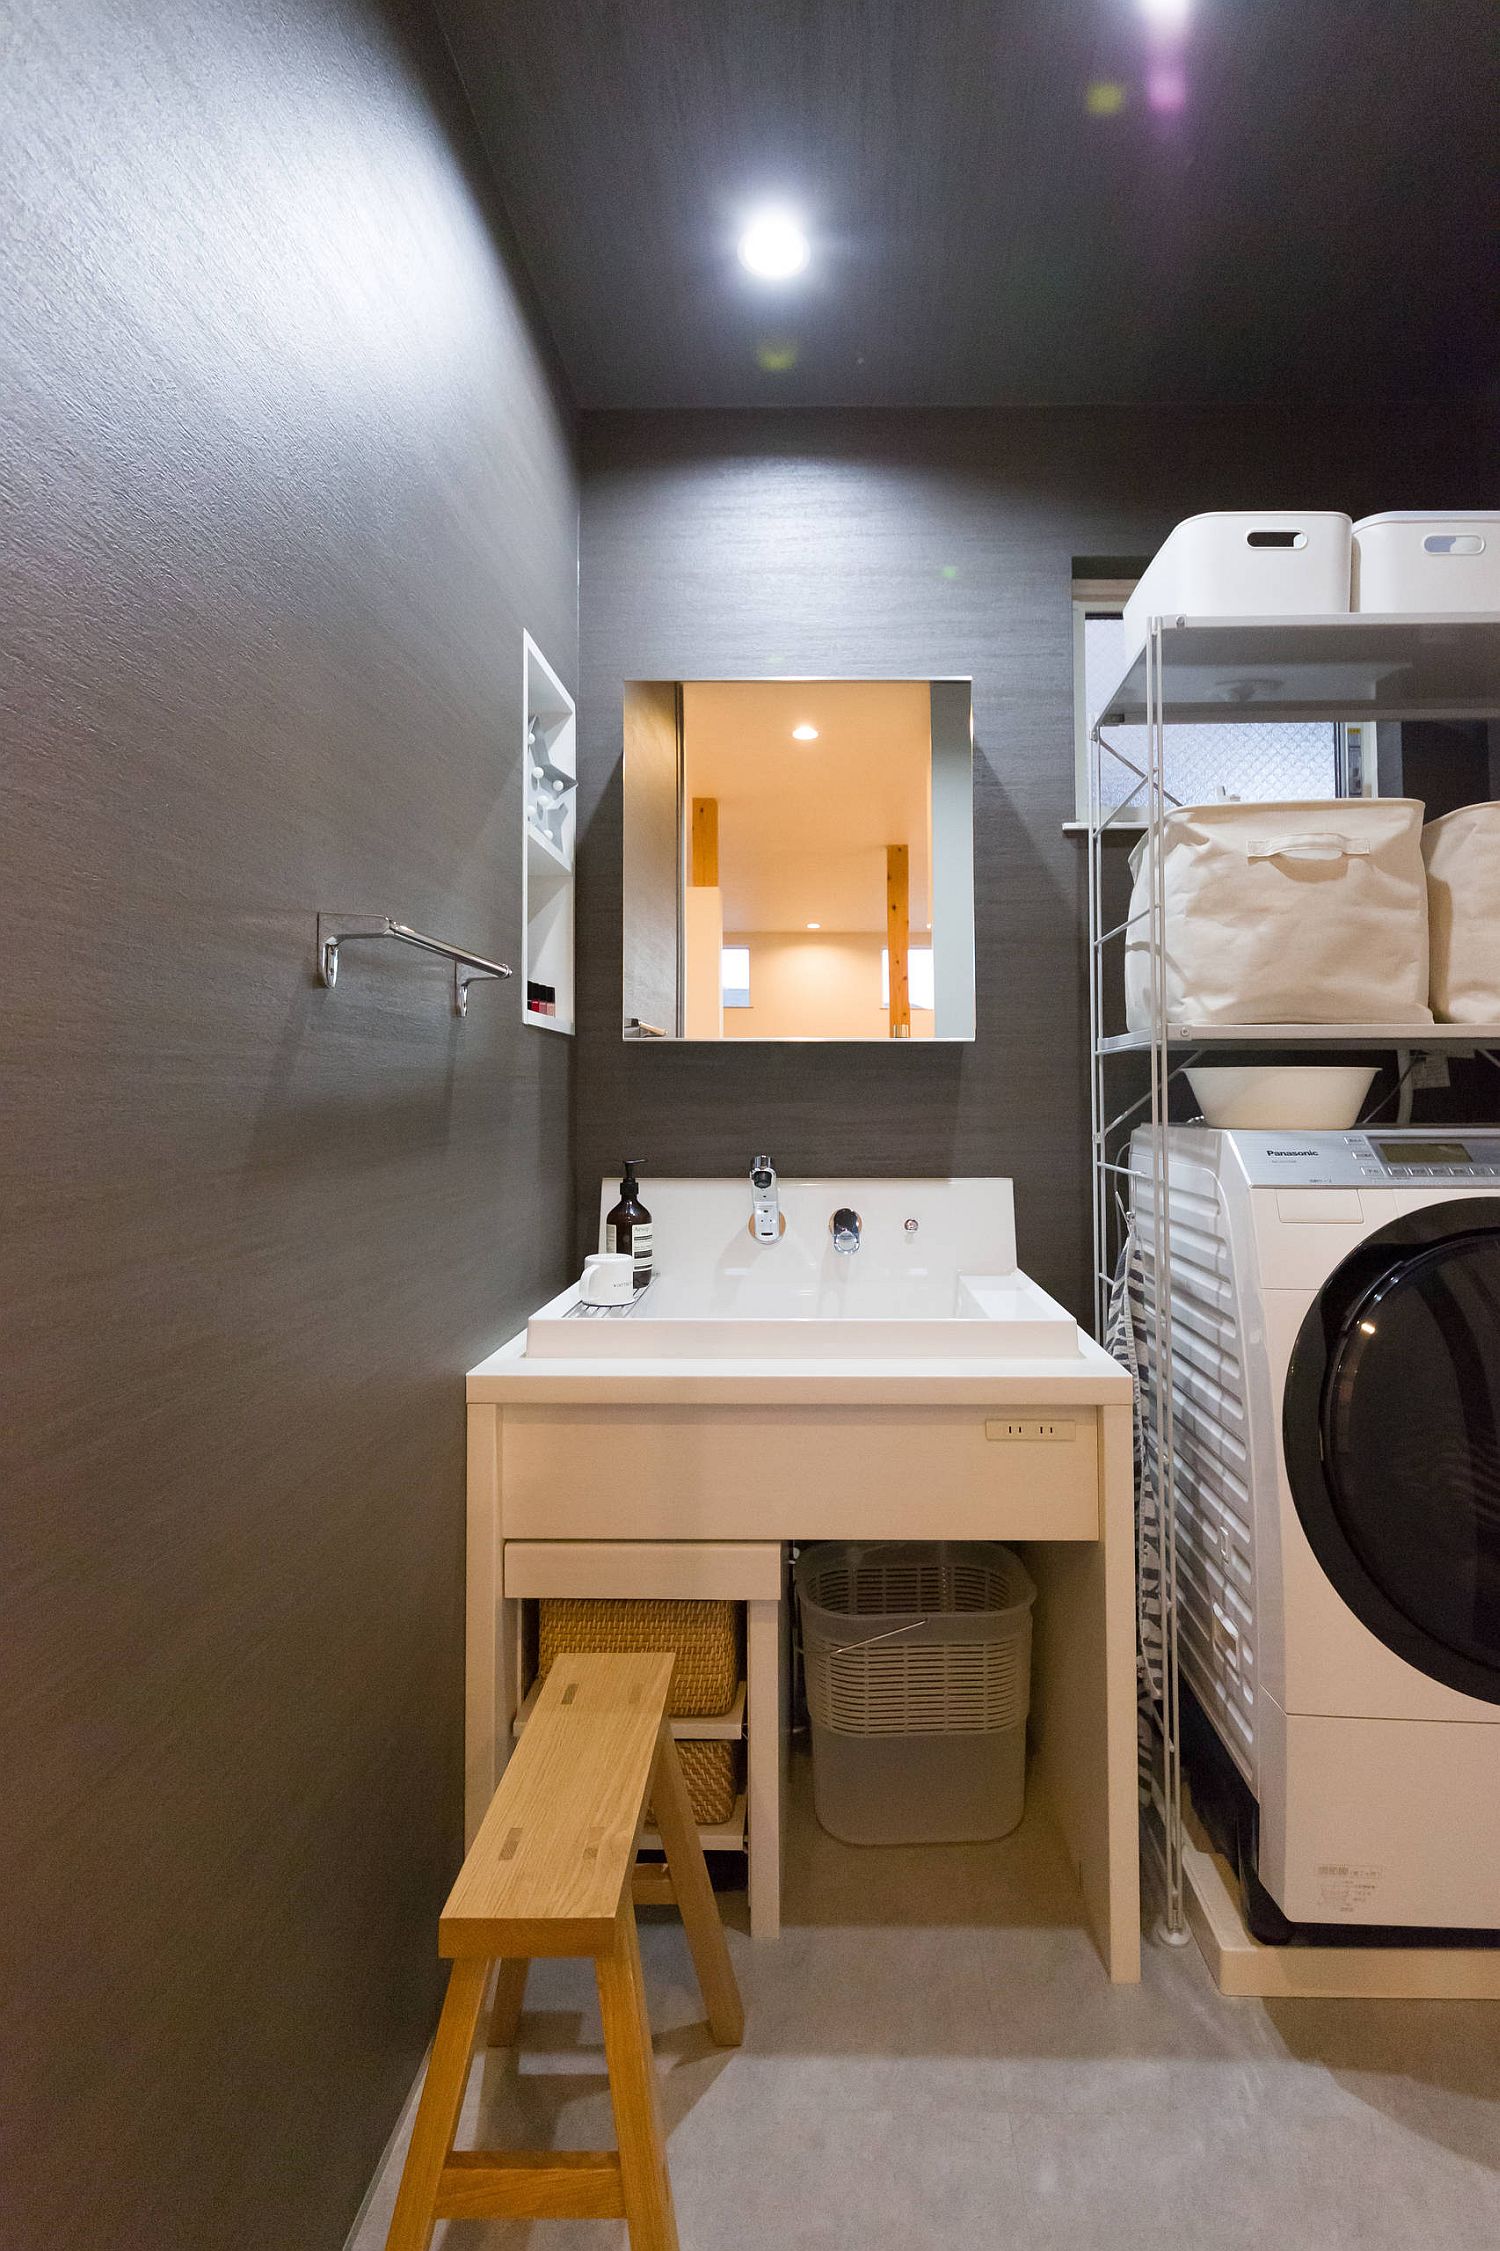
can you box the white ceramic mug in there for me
[581,1252,635,1306]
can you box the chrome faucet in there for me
[750,1154,780,1242]
[830,1205,862,1255]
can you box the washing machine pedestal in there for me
[1259,1694,1500,1928]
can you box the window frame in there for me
[720,943,752,1010]
[1071,580,1141,826]
[1070,578,1372,824]
[880,944,936,1013]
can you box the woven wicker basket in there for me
[673,1740,739,1826]
[537,1598,740,1718]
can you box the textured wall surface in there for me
[1,4,576,2246]
[576,406,1492,1310]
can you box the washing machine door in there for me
[1283,1199,1500,1706]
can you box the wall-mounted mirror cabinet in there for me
[623,677,975,1042]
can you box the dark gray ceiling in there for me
[434,0,1499,410]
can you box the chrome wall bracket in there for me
[316,914,513,1018]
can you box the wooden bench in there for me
[384,1651,744,2251]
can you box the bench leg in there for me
[650,1724,745,2047]
[486,1956,530,2049]
[383,1955,489,2251]
[596,1905,680,2251]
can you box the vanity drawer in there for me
[504,1539,783,1601]
[499,1405,1100,1542]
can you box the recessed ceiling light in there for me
[806,921,821,930]
[792,723,819,741]
[738,210,810,280]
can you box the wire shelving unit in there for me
[1087,611,1500,1945]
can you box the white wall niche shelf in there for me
[522,630,576,1035]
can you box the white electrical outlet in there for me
[984,1418,1075,1443]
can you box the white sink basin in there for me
[528,1270,1077,1361]
[526,1178,1079,1362]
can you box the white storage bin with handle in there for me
[795,1540,1036,1846]
[1423,803,1500,1022]
[1122,511,1352,665]
[1124,799,1433,1030]
[1352,513,1500,615]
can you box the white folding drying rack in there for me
[1086,611,1500,1943]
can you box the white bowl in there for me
[1186,1065,1376,1130]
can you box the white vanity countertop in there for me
[466,1326,1130,1406]
[469,1181,1130,1406]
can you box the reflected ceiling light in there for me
[738,209,810,279]
[792,722,819,741]
[806,921,821,930]
[756,337,799,372]
[1138,0,1190,25]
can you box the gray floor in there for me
[352,1753,1500,2250]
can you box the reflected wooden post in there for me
[886,843,911,1038]
[690,797,719,887]
[685,796,723,1038]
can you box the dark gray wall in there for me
[575,407,1492,1311]
[1,5,576,2247]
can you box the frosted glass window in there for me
[721,945,751,1008]
[880,946,935,1010]
[1082,611,1339,816]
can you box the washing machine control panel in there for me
[1234,1130,1500,1186]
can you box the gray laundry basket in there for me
[795,1541,1037,1846]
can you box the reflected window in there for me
[1072,588,1345,822]
[721,945,751,1009]
[880,946,935,1012]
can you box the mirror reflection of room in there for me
[668,677,973,1042]
[686,680,933,1040]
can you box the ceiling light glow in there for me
[1147,60,1188,111]
[792,723,819,741]
[1138,0,1190,27]
[738,210,810,279]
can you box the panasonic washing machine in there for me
[1129,1124,1500,1937]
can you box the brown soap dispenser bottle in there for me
[605,1160,653,1290]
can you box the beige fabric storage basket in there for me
[674,1740,739,1826]
[1423,804,1500,1022]
[537,1598,740,1717]
[1125,799,1432,1030]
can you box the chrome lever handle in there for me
[830,1206,862,1253]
